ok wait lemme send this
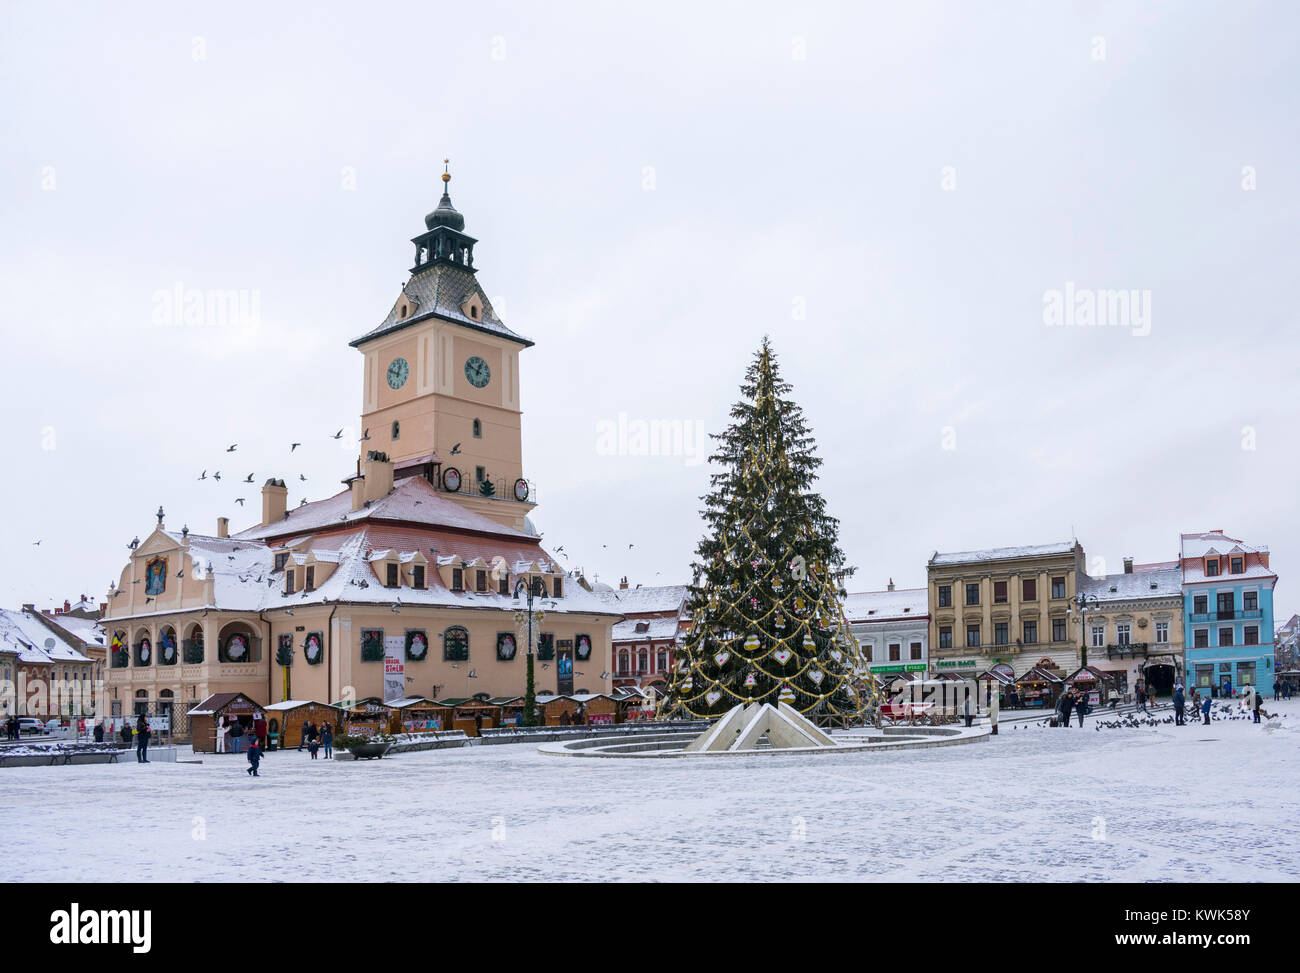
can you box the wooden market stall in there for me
[487,697,525,728]
[333,697,395,736]
[262,700,343,749]
[389,697,453,733]
[976,663,1016,707]
[568,693,618,726]
[1063,665,1118,707]
[187,692,261,753]
[1014,663,1065,709]
[436,697,501,736]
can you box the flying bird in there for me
[299,473,307,481]
[32,540,40,546]
[226,444,237,452]
[449,443,461,455]
[197,470,207,480]
[360,429,371,441]
[213,471,221,481]
[243,474,254,483]
[290,443,301,452]
[332,429,344,439]
[234,498,245,506]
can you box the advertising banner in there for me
[383,635,405,703]
[557,639,574,696]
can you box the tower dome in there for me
[425,161,465,231]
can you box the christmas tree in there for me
[661,338,878,724]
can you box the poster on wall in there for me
[557,639,574,696]
[383,634,405,703]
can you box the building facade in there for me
[0,607,95,720]
[843,583,928,679]
[1180,530,1277,697]
[602,580,689,692]
[1078,560,1184,697]
[101,174,624,739]
[927,541,1085,679]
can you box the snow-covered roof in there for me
[1179,531,1266,560]
[349,262,532,349]
[843,588,927,622]
[1080,565,1183,601]
[592,584,689,614]
[234,475,533,544]
[39,613,106,648]
[263,699,341,712]
[0,609,91,665]
[930,541,1076,566]
[612,616,681,643]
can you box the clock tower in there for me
[349,165,536,532]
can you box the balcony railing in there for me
[1190,609,1262,623]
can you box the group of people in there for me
[1053,688,1093,727]
[2,715,22,740]
[296,720,333,759]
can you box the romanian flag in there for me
[111,632,123,652]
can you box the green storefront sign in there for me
[936,659,977,669]
[870,664,928,674]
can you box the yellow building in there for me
[926,541,1085,679]
[102,173,622,739]
[1078,559,1185,697]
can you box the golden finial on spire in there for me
[442,158,451,185]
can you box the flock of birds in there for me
[1009,700,1289,733]
[193,439,325,510]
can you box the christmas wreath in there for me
[405,630,428,661]
[304,633,323,665]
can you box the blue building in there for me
[1180,530,1277,697]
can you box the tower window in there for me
[386,564,399,588]
[413,565,425,590]
[472,418,482,439]
[391,420,400,440]
[476,466,486,483]
[399,304,408,320]
[470,305,479,319]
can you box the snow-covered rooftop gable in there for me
[1081,566,1183,601]
[843,588,927,622]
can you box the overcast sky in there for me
[2,2,1297,622]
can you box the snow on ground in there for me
[4,699,1300,882]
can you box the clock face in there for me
[464,356,491,388]
[387,357,409,390]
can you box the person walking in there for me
[135,714,151,763]
[1201,695,1212,725]
[1075,691,1087,727]
[1057,691,1074,728]
[963,692,974,728]
[304,720,318,753]
[1253,688,1263,724]
[246,737,263,777]
[1135,684,1147,713]
[1173,683,1185,726]
[321,723,333,759]
[93,721,104,743]
[253,712,268,753]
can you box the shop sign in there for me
[905,664,926,671]
[937,659,977,669]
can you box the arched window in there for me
[183,624,204,664]
[391,420,400,440]
[638,649,648,673]
[618,651,630,675]
[443,626,470,662]
[657,650,668,671]
[472,418,482,438]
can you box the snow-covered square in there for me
[5,699,1298,883]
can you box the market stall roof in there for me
[1065,665,1118,685]
[386,697,443,709]
[188,692,260,716]
[930,672,966,682]
[977,664,1016,684]
[487,696,523,705]
[1016,665,1065,684]
[332,696,388,709]
[264,699,342,712]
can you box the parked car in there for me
[44,719,65,733]
[17,717,46,735]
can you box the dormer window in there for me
[460,293,484,321]
[636,621,649,634]
[476,570,487,592]
[286,570,296,595]
[413,565,425,590]
[470,305,479,319]
[498,573,509,596]
[386,563,399,588]
[274,553,288,573]
[399,304,408,320]
[1206,558,1220,576]
[452,568,464,592]
[1230,556,1243,573]
[553,577,563,598]
[305,566,315,592]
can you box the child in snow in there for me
[246,738,263,776]
[1201,695,1212,725]
[308,734,320,759]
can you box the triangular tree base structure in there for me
[684,702,839,753]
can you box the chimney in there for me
[261,478,288,526]
[350,476,366,512]
[887,577,895,591]
[363,451,394,505]
[620,576,629,590]
[98,602,106,614]
[21,603,34,613]
[63,600,71,613]
[216,516,229,539]
[1123,557,1134,574]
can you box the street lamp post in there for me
[1070,593,1099,669]
[513,579,544,727]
